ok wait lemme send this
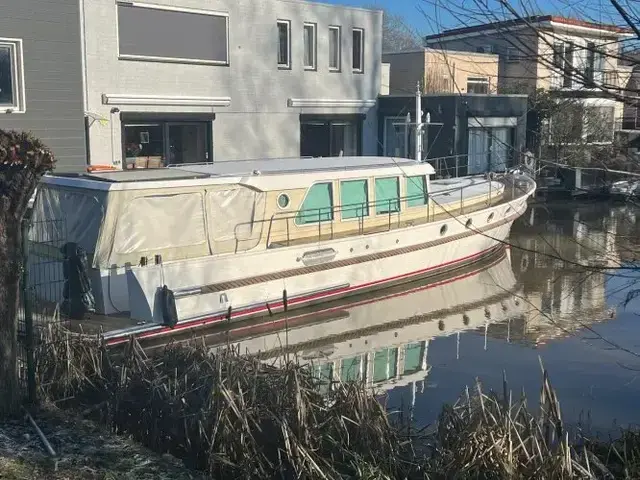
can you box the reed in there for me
[33,324,640,479]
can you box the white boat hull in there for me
[111,188,530,344]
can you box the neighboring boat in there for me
[28,156,536,344]
[202,247,523,392]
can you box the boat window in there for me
[372,348,398,383]
[277,193,290,209]
[403,342,425,374]
[340,179,369,219]
[465,218,473,228]
[406,175,428,207]
[374,177,400,214]
[30,186,106,254]
[340,356,362,382]
[115,192,207,255]
[440,224,448,236]
[296,182,334,225]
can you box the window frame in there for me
[277,20,291,69]
[328,25,341,72]
[339,178,369,221]
[506,47,521,63]
[352,28,364,73]
[115,1,230,66]
[303,22,317,71]
[0,38,25,113]
[466,76,490,94]
[295,181,334,226]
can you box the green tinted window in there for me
[373,348,398,383]
[403,342,425,374]
[375,177,400,214]
[340,179,369,219]
[296,182,334,225]
[340,356,362,382]
[406,175,428,207]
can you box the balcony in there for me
[550,66,633,92]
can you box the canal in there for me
[195,201,640,433]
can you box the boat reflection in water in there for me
[202,247,525,396]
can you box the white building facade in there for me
[80,0,383,169]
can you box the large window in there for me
[375,177,400,214]
[372,348,398,383]
[466,77,489,94]
[300,116,362,158]
[0,39,24,112]
[352,28,364,72]
[122,117,212,168]
[406,175,428,207]
[296,182,334,225]
[329,26,341,71]
[303,23,317,70]
[117,3,229,65]
[277,20,291,68]
[340,179,369,219]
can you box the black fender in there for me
[160,285,178,328]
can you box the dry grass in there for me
[29,324,640,479]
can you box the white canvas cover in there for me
[206,188,266,253]
[30,185,106,253]
[113,192,208,256]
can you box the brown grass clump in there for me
[33,324,640,479]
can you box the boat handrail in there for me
[255,174,533,249]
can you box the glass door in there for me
[167,123,209,165]
[468,128,489,174]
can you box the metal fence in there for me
[16,213,67,403]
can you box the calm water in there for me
[207,201,640,433]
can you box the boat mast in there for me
[415,82,422,162]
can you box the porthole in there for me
[277,193,290,209]
[465,218,473,228]
[462,314,470,326]
[440,224,448,236]
[487,212,495,223]
[438,320,445,331]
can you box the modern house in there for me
[377,94,528,176]
[80,0,383,169]
[424,16,634,146]
[0,0,87,172]
[382,48,499,95]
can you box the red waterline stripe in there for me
[106,245,502,346]
[214,251,507,342]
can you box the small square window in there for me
[329,26,341,71]
[303,23,317,70]
[506,47,521,62]
[466,77,489,94]
[277,20,291,68]
[352,28,364,73]
[0,39,25,113]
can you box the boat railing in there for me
[262,174,527,248]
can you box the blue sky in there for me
[317,0,628,36]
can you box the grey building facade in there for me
[81,0,383,168]
[378,94,528,177]
[0,0,87,172]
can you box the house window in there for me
[375,177,400,214]
[466,77,489,94]
[0,39,25,112]
[296,182,334,225]
[552,42,575,88]
[340,179,369,219]
[585,42,605,86]
[122,118,212,169]
[329,26,341,71]
[300,115,362,157]
[277,20,291,68]
[372,348,398,383]
[403,342,425,374]
[506,47,521,62]
[406,175,428,207]
[117,3,229,65]
[476,45,492,54]
[303,23,317,70]
[352,28,364,72]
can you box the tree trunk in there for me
[0,218,22,416]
